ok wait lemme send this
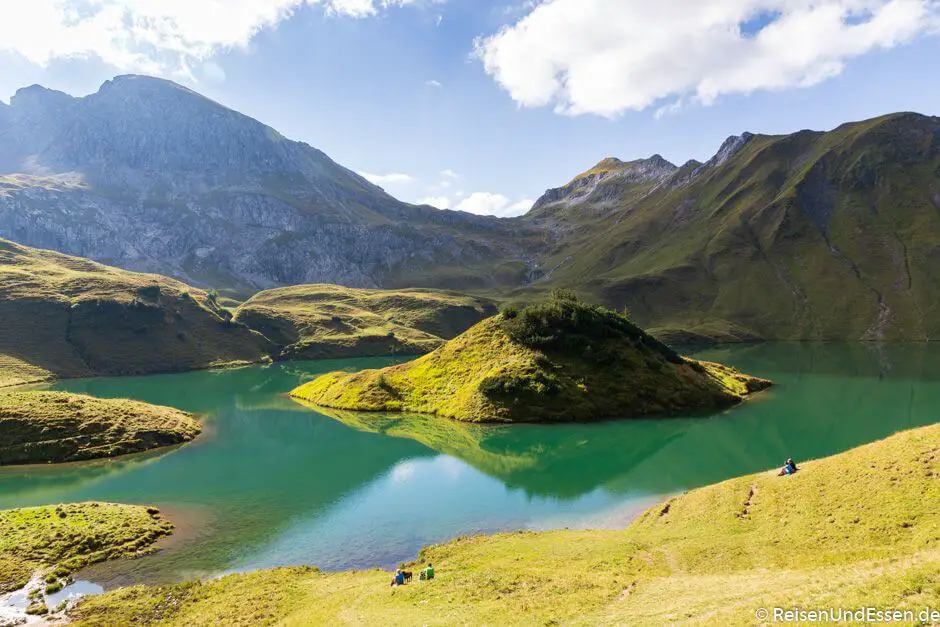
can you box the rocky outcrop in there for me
[532,155,678,211]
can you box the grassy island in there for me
[0,391,201,465]
[290,292,770,422]
[0,503,173,597]
[67,423,939,625]
[233,284,496,360]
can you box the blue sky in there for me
[1,0,939,216]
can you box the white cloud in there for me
[357,171,414,185]
[425,79,443,87]
[454,192,533,217]
[506,197,535,215]
[201,60,227,83]
[440,168,459,178]
[417,195,452,209]
[0,0,446,75]
[476,0,940,117]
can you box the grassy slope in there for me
[0,238,272,387]
[0,503,173,595]
[291,297,769,422]
[524,113,940,341]
[70,423,939,625]
[0,391,201,465]
[232,284,496,360]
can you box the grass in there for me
[233,284,496,360]
[290,293,769,423]
[0,237,272,387]
[0,391,201,465]
[69,422,940,625]
[0,503,174,596]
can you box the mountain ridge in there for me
[521,111,940,341]
[3,74,939,340]
[0,75,542,293]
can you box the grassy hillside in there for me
[0,238,272,387]
[0,391,201,465]
[69,423,939,625]
[0,503,173,599]
[233,284,496,360]
[524,113,940,341]
[291,292,769,422]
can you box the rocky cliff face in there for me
[0,76,537,292]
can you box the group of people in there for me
[391,564,434,586]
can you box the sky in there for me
[1,0,939,217]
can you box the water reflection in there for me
[0,345,937,586]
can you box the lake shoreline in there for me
[2,345,939,590]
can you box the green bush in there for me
[499,291,682,364]
[479,371,559,398]
[26,602,48,616]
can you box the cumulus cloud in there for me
[440,168,459,178]
[454,193,533,217]
[476,0,940,117]
[0,0,445,75]
[357,171,414,185]
[425,79,443,87]
[417,196,452,209]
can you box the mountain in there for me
[522,112,940,341]
[0,237,271,387]
[3,76,939,342]
[232,284,497,360]
[290,292,769,423]
[0,75,540,294]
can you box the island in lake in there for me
[0,391,201,466]
[291,291,771,423]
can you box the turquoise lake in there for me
[1,343,938,588]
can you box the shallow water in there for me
[1,344,938,587]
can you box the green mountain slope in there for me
[524,112,940,341]
[0,238,272,387]
[232,284,497,359]
[290,292,769,422]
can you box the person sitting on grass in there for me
[778,457,798,476]
[419,564,434,581]
[391,569,406,587]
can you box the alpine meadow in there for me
[1,2,939,625]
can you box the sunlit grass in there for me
[70,423,939,625]
[0,391,201,465]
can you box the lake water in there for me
[1,343,938,588]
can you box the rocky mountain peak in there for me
[9,84,73,109]
[709,132,755,167]
[0,75,534,292]
[532,154,678,212]
[593,157,627,170]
